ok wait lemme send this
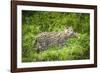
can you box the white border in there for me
[17,5,94,68]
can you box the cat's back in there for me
[37,32,60,38]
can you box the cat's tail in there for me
[33,38,40,53]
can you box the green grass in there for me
[22,33,90,62]
[22,11,90,62]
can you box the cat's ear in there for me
[65,26,69,29]
[64,27,68,33]
[70,26,72,28]
[64,29,68,33]
[68,26,73,30]
[66,27,68,29]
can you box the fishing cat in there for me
[33,26,79,53]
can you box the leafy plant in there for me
[22,11,90,62]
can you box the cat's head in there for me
[64,26,74,37]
